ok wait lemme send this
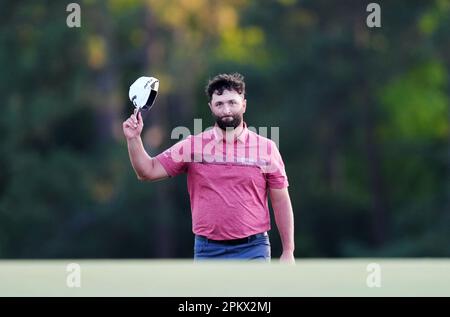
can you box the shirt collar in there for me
[213,121,249,144]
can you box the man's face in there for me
[209,89,246,130]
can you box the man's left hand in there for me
[280,251,295,264]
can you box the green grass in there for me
[0,259,449,296]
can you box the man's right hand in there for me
[123,110,143,140]
[123,109,169,181]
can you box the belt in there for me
[196,232,268,246]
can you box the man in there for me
[123,73,295,263]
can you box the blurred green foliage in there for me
[0,0,448,258]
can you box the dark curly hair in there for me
[205,73,246,102]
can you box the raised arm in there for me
[123,111,169,181]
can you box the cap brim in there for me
[141,90,158,111]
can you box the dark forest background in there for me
[0,0,448,258]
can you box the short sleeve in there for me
[265,140,289,189]
[155,136,192,177]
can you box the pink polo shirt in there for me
[155,122,289,240]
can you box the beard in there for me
[213,113,243,130]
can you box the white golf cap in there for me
[128,76,159,111]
